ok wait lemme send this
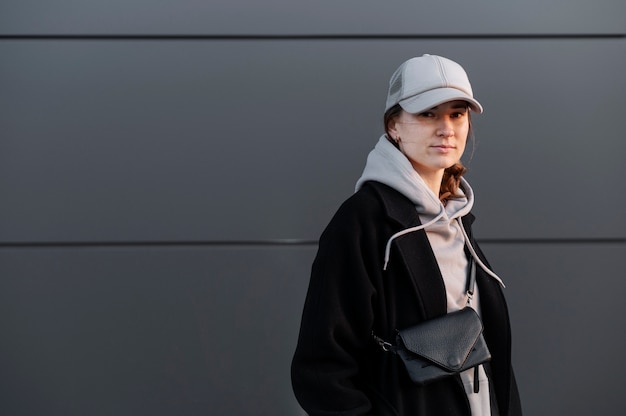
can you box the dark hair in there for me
[383,104,473,204]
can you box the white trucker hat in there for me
[385,54,483,114]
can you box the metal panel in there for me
[481,242,626,416]
[1,0,625,35]
[0,246,313,416]
[1,242,624,415]
[1,39,625,242]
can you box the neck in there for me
[414,168,443,198]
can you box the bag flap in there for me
[397,307,483,371]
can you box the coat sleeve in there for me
[291,194,385,416]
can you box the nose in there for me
[436,118,454,138]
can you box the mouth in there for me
[431,145,456,153]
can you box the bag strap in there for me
[465,259,476,307]
[371,331,396,353]
[372,258,476,351]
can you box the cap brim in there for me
[399,88,483,114]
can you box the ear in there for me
[387,116,400,139]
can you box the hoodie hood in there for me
[355,135,504,289]
[355,135,474,220]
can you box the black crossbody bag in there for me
[372,260,490,391]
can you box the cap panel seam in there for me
[435,56,448,88]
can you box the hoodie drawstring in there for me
[456,218,505,288]
[382,212,505,288]
[383,206,446,270]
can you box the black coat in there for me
[291,181,522,416]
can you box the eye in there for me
[451,110,468,119]
[418,111,435,118]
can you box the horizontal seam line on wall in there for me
[479,238,626,244]
[0,34,624,41]
[0,238,624,249]
[0,240,318,248]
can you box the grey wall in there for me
[1,1,625,415]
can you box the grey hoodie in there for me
[355,135,503,415]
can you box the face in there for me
[388,100,470,181]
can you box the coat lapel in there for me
[368,182,448,319]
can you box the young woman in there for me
[291,54,522,415]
